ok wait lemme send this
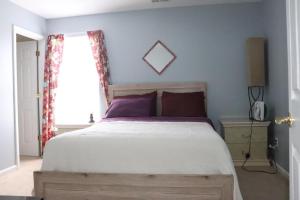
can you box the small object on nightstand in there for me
[89,113,95,123]
[220,118,271,166]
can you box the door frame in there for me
[12,25,44,167]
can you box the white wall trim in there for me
[12,25,44,168]
[276,163,289,179]
[13,26,43,41]
[0,165,17,176]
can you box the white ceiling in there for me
[10,0,261,19]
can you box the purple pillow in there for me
[114,91,157,116]
[105,97,153,118]
[161,92,206,117]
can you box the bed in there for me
[34,82,243,200]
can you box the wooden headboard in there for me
[108,82,207,116]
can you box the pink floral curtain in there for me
[87,30,110,105]
[41,34,64,149]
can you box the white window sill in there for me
[56,124,93,129]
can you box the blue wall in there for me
[263,0,289,171]
[0,0,46,171]
[47,3,264,132]
[0,0,289,173]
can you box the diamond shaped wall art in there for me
[143,40,176,75]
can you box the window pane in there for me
[55,35,100,124]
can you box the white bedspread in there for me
[42,121,243,200]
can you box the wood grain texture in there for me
[108,82,207,115]
[34,171,233,200]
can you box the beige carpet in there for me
[236,166,289,200]
[0,156,42,196]
[0,157,289,200]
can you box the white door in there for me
[285,0,300,199]
[17,41,39,156]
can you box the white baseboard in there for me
[276,163,289,179]
[0,165,17,175]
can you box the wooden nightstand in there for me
[220,118,271,166]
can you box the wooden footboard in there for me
[34,171,233,200]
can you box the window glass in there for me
[55,35,100,124]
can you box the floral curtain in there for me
[87,30,110,105]
[41,34,64,149]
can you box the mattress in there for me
[42,119,243,200]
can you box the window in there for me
[55,35,101,125]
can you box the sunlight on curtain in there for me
[55,35,102,125]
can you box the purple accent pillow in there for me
[105,97,153,118]
[161,92,206,117]
[114,91,157,116]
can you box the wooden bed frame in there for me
[34,82,234,200]
[108,82,208,115]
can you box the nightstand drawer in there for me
[227,143,248,160]
[227,142,268,160]
[224,127,267,143]
[251,142,268,159]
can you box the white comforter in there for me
[42,121,243,200]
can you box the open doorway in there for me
[12,25,44,167]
